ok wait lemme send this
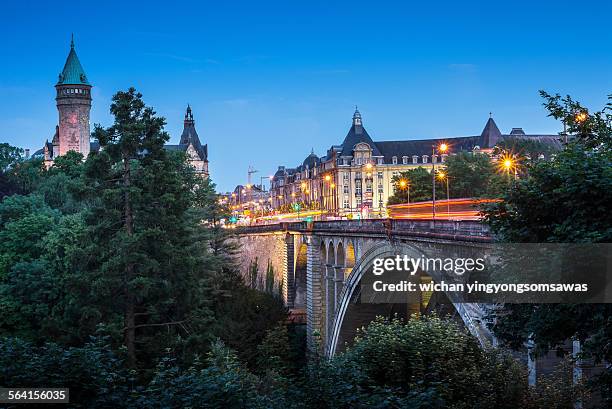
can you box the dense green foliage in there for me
[0,316,581,408]
[1,88,603,407]
[484,92,612,406]
[0,89,286,374]
[387,153,506,205]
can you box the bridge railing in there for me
[236,219,491,241]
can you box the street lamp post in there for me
[432,143,448,220]
[399,179,409,204]
[437,171,450,219]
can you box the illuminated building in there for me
[270,108,561,218]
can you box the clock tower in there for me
[55,35,91,158]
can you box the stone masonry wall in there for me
[236,233,289,303]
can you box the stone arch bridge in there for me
[236,219,495,356]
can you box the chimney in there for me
[25,149,30,159]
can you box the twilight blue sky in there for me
[1,0,611,191]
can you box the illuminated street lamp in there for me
[432,143,449,219]
[399,179,410,203]
[575,111,588,123]
[436,171,450,218]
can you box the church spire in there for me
[352,105,362,126]
[184,104,194,124]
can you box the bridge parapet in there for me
[236,219,491,242]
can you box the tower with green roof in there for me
[54,35,92,158]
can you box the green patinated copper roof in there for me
[56,37,90,86]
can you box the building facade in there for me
[38,38,209,178]
[270,108,560,218]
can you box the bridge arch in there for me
[294,241,308,308]
[327,241,492,357]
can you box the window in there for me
[343,197,350,208]
[412,155,418,164]
[343,173,349,181]
[356,197,362,207]
[422,155,428,163]
[377,171,383,179]
[343,185,349,194]
[402,156,408,164]
[355,184,362,195]
[392,156,398,164]
[378,184,384,193]
[392,171,398,177]
[377,158,383,165]
[343,158,348,165]
[432,154,438,163]
[366,181,372,193]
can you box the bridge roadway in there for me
[235,219,495,356]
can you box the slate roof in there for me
[302,152,321,168]
[174,105,208,161]
[57,37,90,86]
[480,117,502,148]
[339,109,382,157]
[376,136,480,163]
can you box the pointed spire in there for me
[352,105,362,126]
[480,115,502,148]
[57,35,89,85]
[185,104,193,124]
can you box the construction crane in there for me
[247,165,258,187]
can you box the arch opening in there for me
[294,243,308,308]
[327,242,493,357]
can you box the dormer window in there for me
[402,156,408,164]
[432,154,438,163]
[412,155,418,164]
[422,155,428,163]
[441,154,448,162]
[377,158,383,165]
[392,156,398,164]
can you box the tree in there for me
[387,167,437,204]
[483,92,612,405]
[444,152,505,198]
[82,88,216,368]
[0,143,25,199]
[0,194,59,277]
[0,143,22,172]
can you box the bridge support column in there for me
[333,265,345,315]
[306,236,324,351]
[325,264,335,346]
[285,234,295,308]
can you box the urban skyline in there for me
[2,0,611,191]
